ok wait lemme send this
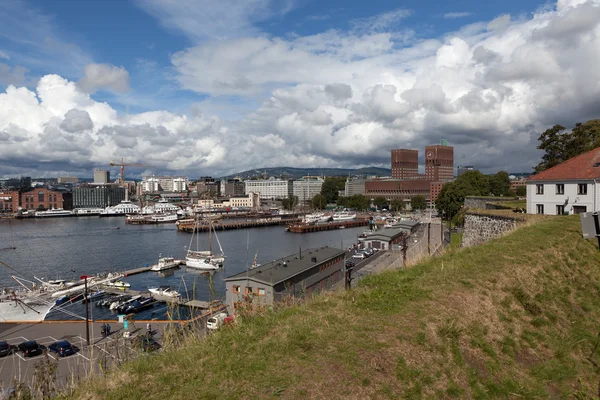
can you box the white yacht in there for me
[35,208,75,218]
[0,279,56,322]
[148,286,180,298]
[150,256,180,271]
[75,208,104,216]
[142,198,180,215]
[332,212,357,221]
[100,201,141,217]
[149,214,178,223]
[186,218,225,270]
[303,213,331,224]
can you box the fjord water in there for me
[0,217,364,320]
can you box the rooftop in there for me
[527,146,600,181]
[363,228,406,241]
[225,246,345,286]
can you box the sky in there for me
[1,0,600,179]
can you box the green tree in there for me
[337,196,348,207]
[347,194,370,211]
[320,178,340,204]
[458,170,490,195]
[516,185,526,196]
[489,171,511,196]
[311,194,327,209]
[281,195,298,210]
[435,181,470,220]
[411,195,427,211]
[373,196,388,209]
[390,199,405,212]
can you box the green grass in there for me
[488,200,527,209]
[66,216,600,399]
[448,232,463,250]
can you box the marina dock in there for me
[122,266,152,276]
[287,219,370,233]
[102,286,217,310]
[177,217,301,233]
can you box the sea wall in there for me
[462,212,520,248]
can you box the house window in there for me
[536,204,544,214]
[556,184,564,195]
[38,191,44,202]
[536,184,544,195]
[556,205,565,215]
[245,286,253,295]
[232,285,240,294]
[578,184,588,195]
[257,288,266,296]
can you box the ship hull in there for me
[0,297,54,322]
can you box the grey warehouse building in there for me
[224,246,346,313]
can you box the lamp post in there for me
[81,275,90,346]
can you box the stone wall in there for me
[462,212,520,248]
[464,196,515,210]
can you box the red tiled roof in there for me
[528,147,600,181]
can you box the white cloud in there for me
[350,8,413,32]
[0,50,9,60]
[443,12,473,19]
[77,63,130,94]
[0,63,28,86]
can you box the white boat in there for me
[105,280,130,289]
[75,208,105,216]
[186,217,225,270]
[0,277,57,322]
[110,295,140,310]
[149,213,178,223]
[332,212,357,221]
[100,200,141,217]
[148,286,180,298]
[150,256,180,271]
[303,212,331,224]
[141,198,180,215]
[35,208,75,218]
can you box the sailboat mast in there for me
[208,217,213,254]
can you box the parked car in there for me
[17,340,45,358]
[345,260,355,269]
[352,252,366,259]
[131,336,161,352]
[48,340,76,357]
[0,341,15,357]
[207,312,228,330]
[363,248,374,256]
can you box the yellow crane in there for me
[109,158,152,185]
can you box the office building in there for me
[57,177,79,184]
[344,178,366,197]
[21,188,64,211]
[94,169,110,184]
[223,179,246,197]
[292,176,325,202]
[0,191,19,213]
[73,185,125,208]
[391,149,419,179]
[245,178,293,199]
[425,144,454,182]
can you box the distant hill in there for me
[219,166,391,180]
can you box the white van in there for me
[206,312,228,330]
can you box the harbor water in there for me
[0,217,366,321]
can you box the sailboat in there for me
[185,215,225,270]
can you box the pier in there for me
[287,219,370,233]
[102,286,219,310]
[177,217,301,233]
[122,266,152,276]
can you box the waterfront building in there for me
[73,185,125,208]
[224,246,345,313]
[57,177,79,184]
[0,191,19,213]
[526,147,600,215]
[197,192,260,210]
[245,178,292,199]
[292,176,324,202]
[20,188,64,211]
[142,177,160,193]
[141,176,189,193]
[362,228,406,250]
[0,177,31,191]
[94,169,110,184]
[196,177,220,197]
[344,178,366,197]
[425,144,454,181]
[365,179,430,201]
[391,149,419,179]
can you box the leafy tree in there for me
[281,195,298,210]
[373,196,388,209]
[390,199,405,212]
[436,180,471,220]
[489,171,511,196]
[534,120,600,172]
[516,186,526,196]
[336,196,348,207]
[320,178,340,204]
[411,195,427,211]
[311,194,327,209]
[347,194,370,211]
[458,170,490,196]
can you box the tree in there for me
[311,194,327,209]
[488,171,511,196]
[337,196,348,207]
[281,195,298,210]
[435,180,471,220]
[516,186,526,196]
[347,194,370,211]
[373,196,388,209]
[320,178,340,204]
[390,199,405,212]
[411,195,427,211]
[458,170,490,196]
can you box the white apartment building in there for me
[142,176,189,193]
[526,148,600,215]
[244,178,292,199]
[293,176,325,202]
[197,192,260,209]
[345,178,366,197]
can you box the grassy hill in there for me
[219,166,391,180]
[68,216,600,399]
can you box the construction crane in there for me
[109,158,152,186]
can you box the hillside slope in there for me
[219,166,391,179]
[71,216,600,399]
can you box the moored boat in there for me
[148,286,180,298]
[150,256,180,272]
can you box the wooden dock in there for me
[177,217,301,233]
[287,219,370,233]
[102,286,218,310]
[122,266,152,276]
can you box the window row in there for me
[232,285,266,296]
[536,183,587,195]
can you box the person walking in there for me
[146,322,151,334]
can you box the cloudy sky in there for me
[1,0,599,179]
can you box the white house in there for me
[526,147,600,215]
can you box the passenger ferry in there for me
[100,201,141,217]
[35,208,75,218]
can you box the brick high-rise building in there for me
[425,144,454,181]
[391,149,418,179]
